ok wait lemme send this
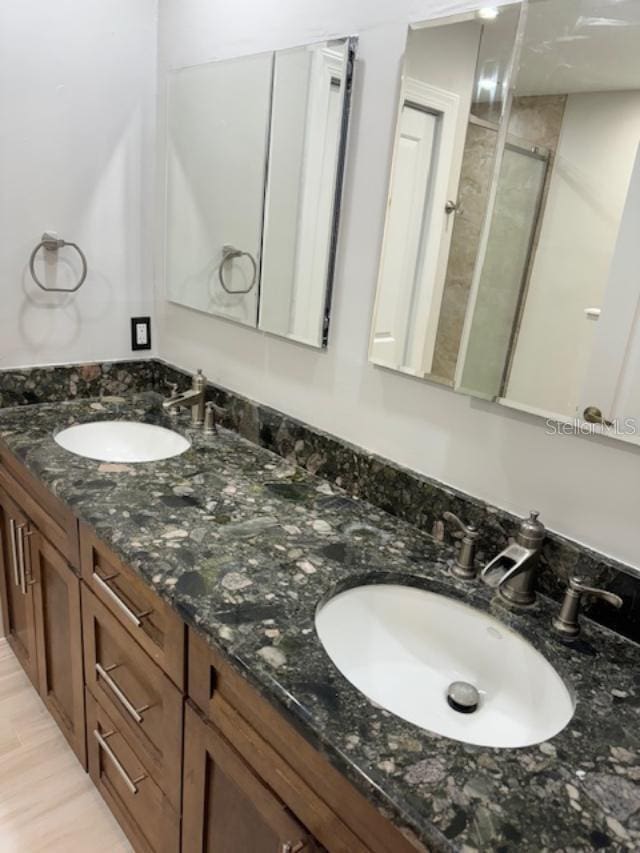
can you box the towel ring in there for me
[218,244,257,295]
[29,232,88,293]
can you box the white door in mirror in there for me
[54,421,191,463]
[315,584,574,748]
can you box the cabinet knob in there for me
[281,842,307,853]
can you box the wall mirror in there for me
[371,0,640,444]
[164,37,356,348]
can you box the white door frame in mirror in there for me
[370,61,465,376]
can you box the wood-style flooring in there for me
[0,638,132,852]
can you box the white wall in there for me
[506,91,640,416]
[0,0,158,369]
[155,0,640,571]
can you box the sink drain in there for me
[447,681,480,714]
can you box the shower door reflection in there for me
[458,142,549,397]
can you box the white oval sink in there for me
[55,421,190,463]
[315,584,574,748]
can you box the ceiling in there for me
[474,0,640,98]
[517,0,640,95]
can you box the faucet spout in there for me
[482,543,538,588]
[481,511,546,607]
[163,388,202,410]
[162,369,207,426]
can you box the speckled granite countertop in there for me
[0,393,638,852]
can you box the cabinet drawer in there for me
[0,447,79,569]
[86,689,180,853]
[80,523,185,688]
[82,585,183,810]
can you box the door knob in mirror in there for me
[583,406,613,427]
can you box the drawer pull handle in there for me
[92,569,152,628]
[23,528,36,586]
[95,663,149,724]
[281,843,308,853]
[93,729,147,795]
[9,518,20,588]
[15,524,27,595]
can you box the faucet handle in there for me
[192,369,206,391]
[442,512,479,580]
[443,511,479,540]
[553,576,623,638]
[567,577,623,608]
[204,401,220,433]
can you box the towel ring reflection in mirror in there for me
[218,244,257,295]
[29,232,88,293]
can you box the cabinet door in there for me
[0,488,38,687]
[31,531,86,767]
[183,703,321,853]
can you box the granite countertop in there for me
[0,393,638,852]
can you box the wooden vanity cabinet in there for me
[0,482,86,765]
[0,486,39,688]
[188,630,425,853]
[31,529,86,766]
[183,703,323,853]
[0,443,426,853]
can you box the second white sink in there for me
[315,583,574,748]
[55,421,191,463]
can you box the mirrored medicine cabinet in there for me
[371,0,640,446]
[163,37,356,348]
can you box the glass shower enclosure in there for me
[457,140,550,398]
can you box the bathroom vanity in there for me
[3,0,640,847]
[0,391,638,852]
[0,411,414,852]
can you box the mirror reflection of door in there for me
[372,78,462,374]
[370,7,521,381]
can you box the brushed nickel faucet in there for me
[442,512,479,579]
[163,369,207,426]
[552,576,623,638]
[481,511,545,606]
